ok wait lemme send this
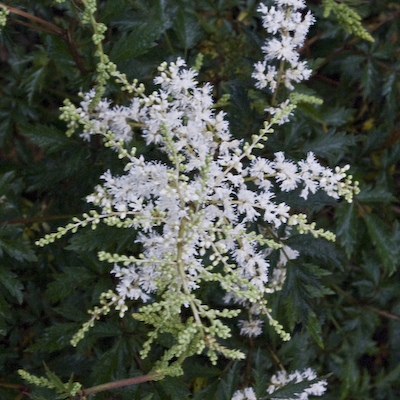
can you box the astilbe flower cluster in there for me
[36,0,357,388]
[252,0,315,92]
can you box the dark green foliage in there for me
[1,0,400,399]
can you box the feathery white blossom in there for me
[50,0,358,370]
[67,56,356,321]
[252,1,315,92]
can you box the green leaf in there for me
[381,143,400,168]
[284,292,300,331]
[0,292,10,320]
[19,124,75,154]
[265,376,326,399]
[307,310,324,349]
[91,318,124,339]
[382,71,396,96]
[192,380,220,400]
[356,185,397,203]
[298,104,355,126]
[22,66,47,104]
[253,350,268,398]
[53,303,88,322]
[304,129,356,160]
[361,126,389,154]
[45,267,96,302]
[0,266,24,304]
[363,213,399,276]
[173,9,204,50]
[110,19,173,62]
[160,376,191,400]
[335,201,358,257]
[215,362,240,400]
[0,225,37,262]
[90,339,132,384]
[99,0,134,23]
[340,357,359,399]
[27,323,79,352]
[360,59,377,99]
[340,54,364,84]
[43,362,68,393]
[0,171,16,195]
[26,148,90,192]
[282,266,312,323]
[66,224,138,253]
[382,72,397,123]
[287,235,343,269]
[140,395,154,400]
[320,106,356,126]
[304,283,334,298]
[375,361,400,388]
[360,253,380,286]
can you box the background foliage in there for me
[1,0,400,399]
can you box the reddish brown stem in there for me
[1,3,63,36]
[0,3,88,74]
[9,17,58,36]
[1,214,74,225]
[78,373,160,397]
[331,283,400,322]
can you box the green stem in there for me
[80,0,106,64]
[270,58,286,107]
[269,6,292,108]
[176,218,204,336]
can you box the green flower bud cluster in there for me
[104,60,144,94]
[92,22,107,45]
[335,166,360,203]
[204,337,246,365]
[288,214,336,241]
[80,0,97,25]
[290,92,323,105]
[0,5,10,29]
[71,290,123,346]
[270,103,297,126]
[266,313,291,342]
[18,369,82,397]
[35,210,103,246]
[323,0,374,42]
[131,288,245,370]
[192,53,204,73]
[18,370,54,390]
[59,98,86,137]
